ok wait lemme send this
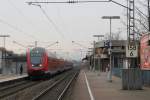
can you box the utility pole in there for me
[93,41,96,71]
[128,0,135,42]
[126,0,138,68]
[0,35,10,74]
[0,35,10,50]
[35,41,38,47]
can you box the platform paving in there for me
[0,74,27,83]
[66,70,91,100]
[69,69,150,100]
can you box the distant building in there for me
[89,40,126,72]
[0,48,14,74]
[0,48,27,74]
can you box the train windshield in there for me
[30,48,45,64]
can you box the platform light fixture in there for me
[102,16,120,82]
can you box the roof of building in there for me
[95,40,127,48]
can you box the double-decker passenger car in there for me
[26,47,72,78]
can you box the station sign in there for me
[126,44,138,58]
[104,40,110,48]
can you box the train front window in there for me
[30,52,43,65]
[30,47,46,66]
[30,56,42,65]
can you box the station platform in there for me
[68,69,150,100]
[0,74,27,83]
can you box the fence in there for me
[142,70,150,86]
[122,68,142,90]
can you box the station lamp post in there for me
[93,35,104,41]
[102,16,120,82]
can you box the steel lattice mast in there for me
[128,0,135,42]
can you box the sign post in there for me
[126,44,138,58]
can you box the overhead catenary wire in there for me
[55,6,73,42]
[7,0,41,40]
[29,3,65,38]
[27,0,110,39]
[135,6,148,19]
[13,41,27,48]
[39,6,65,38]
[135,18,149,31]
[0,18,38,40]
[72,41,89,49]
[134,6,149,31]
[27,0,111,4]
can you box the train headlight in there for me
[39,64,42,67]
[32,64,34,67]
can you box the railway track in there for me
[0,69,79,100]
[32,69,79,100]
[0,80,39,99]
[0,80,28,91]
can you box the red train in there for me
[26,47,73,78]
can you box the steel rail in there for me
[0,81,40,99]
[57,71,79,100]
[32,70,78,100]
[0,81,27,91]
[32,73,70,100]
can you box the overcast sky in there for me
[0,0,143,60]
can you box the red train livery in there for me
[27,47,72,78]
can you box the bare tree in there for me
[104,28,123,40]
[121,0,149,39]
